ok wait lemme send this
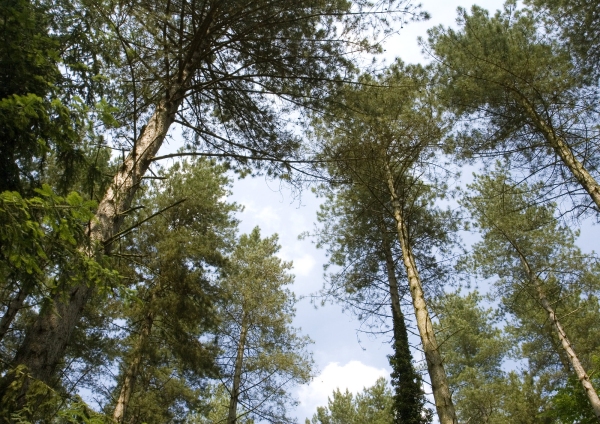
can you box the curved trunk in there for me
[112,309,155,423]
[228,315,248,424]
[0,94,183,396]
[384,162,457,424]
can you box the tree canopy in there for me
[3,0,600,423]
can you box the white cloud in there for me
[255,205,281,227]
[295,361,389,420]
[292,253,316,277]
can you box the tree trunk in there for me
[380,222,405,331]
[0,93,183,393]
[112,308,155,423]
[384,162,457,424]
[0,86,189,417]
[518,96,600,211]
[228,316,248,424]
[0,9,220,406]
[380,220,427,424]
[0,284,30,344]
[518,252,600,422]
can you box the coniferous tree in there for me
[310,182,434,424]
[217,228,312,424]
[526,0,600,79]
[462,167,600,420]
[0,1,419,410]
[428,4,600,214]
[307,378,394,424]
[433,291,554,424]
[312,61,457,424]
[108,159,239,424]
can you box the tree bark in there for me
[228,315,248,424]
[380,220,427,424]
[517,252,600,422]
[384,162,457,424]
[0,8,219,408]
[0,87,187,417]
[112,308,155,423]
[380,222,405,330]
[0,93,183,391]
[518,96,600,211]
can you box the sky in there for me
[226,0,508,420]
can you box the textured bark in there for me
[381,225,405,329]
[384,162,457,424]
[0,9,218,407]
[1,93,183,393]
[112,309,154,423]
[518,96,600,211]
[228,316,248,424]
[517,252,600,422]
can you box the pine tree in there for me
[310,182,433,424]
[108,159,239,424]
[0,0,417,410]
[312,60,457,424]
[308,378,394,424]
[462,166,600,420]
[428,4,600,214]
[217,228,312,424]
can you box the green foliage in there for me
[0,0,113,195]
[0,186,119,420]
[551,370,600,424]
[217,227,313,423]
[0,186,116,333]
[0,185,107,283]
[312,60,457,294]
[433,290,559,424]
[459,165,600,420]
[434,291,511,423]
[527,0,600,79]
[310,60,455,424]
[0,0,431,422]
[0,365,112,423]
[87,0,414,181]
[428,3,600,213]
[308,378,394,424]
[107,159,240,423]
[187,384,255,424]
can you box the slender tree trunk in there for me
[384,162,457,424]
[518,96,600,211]
[0,285,29,344]
[517,252,600,422]
[228,316,248,424]
[112,308,154,423]
[380,223,405,330]
[380,221,426,424]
